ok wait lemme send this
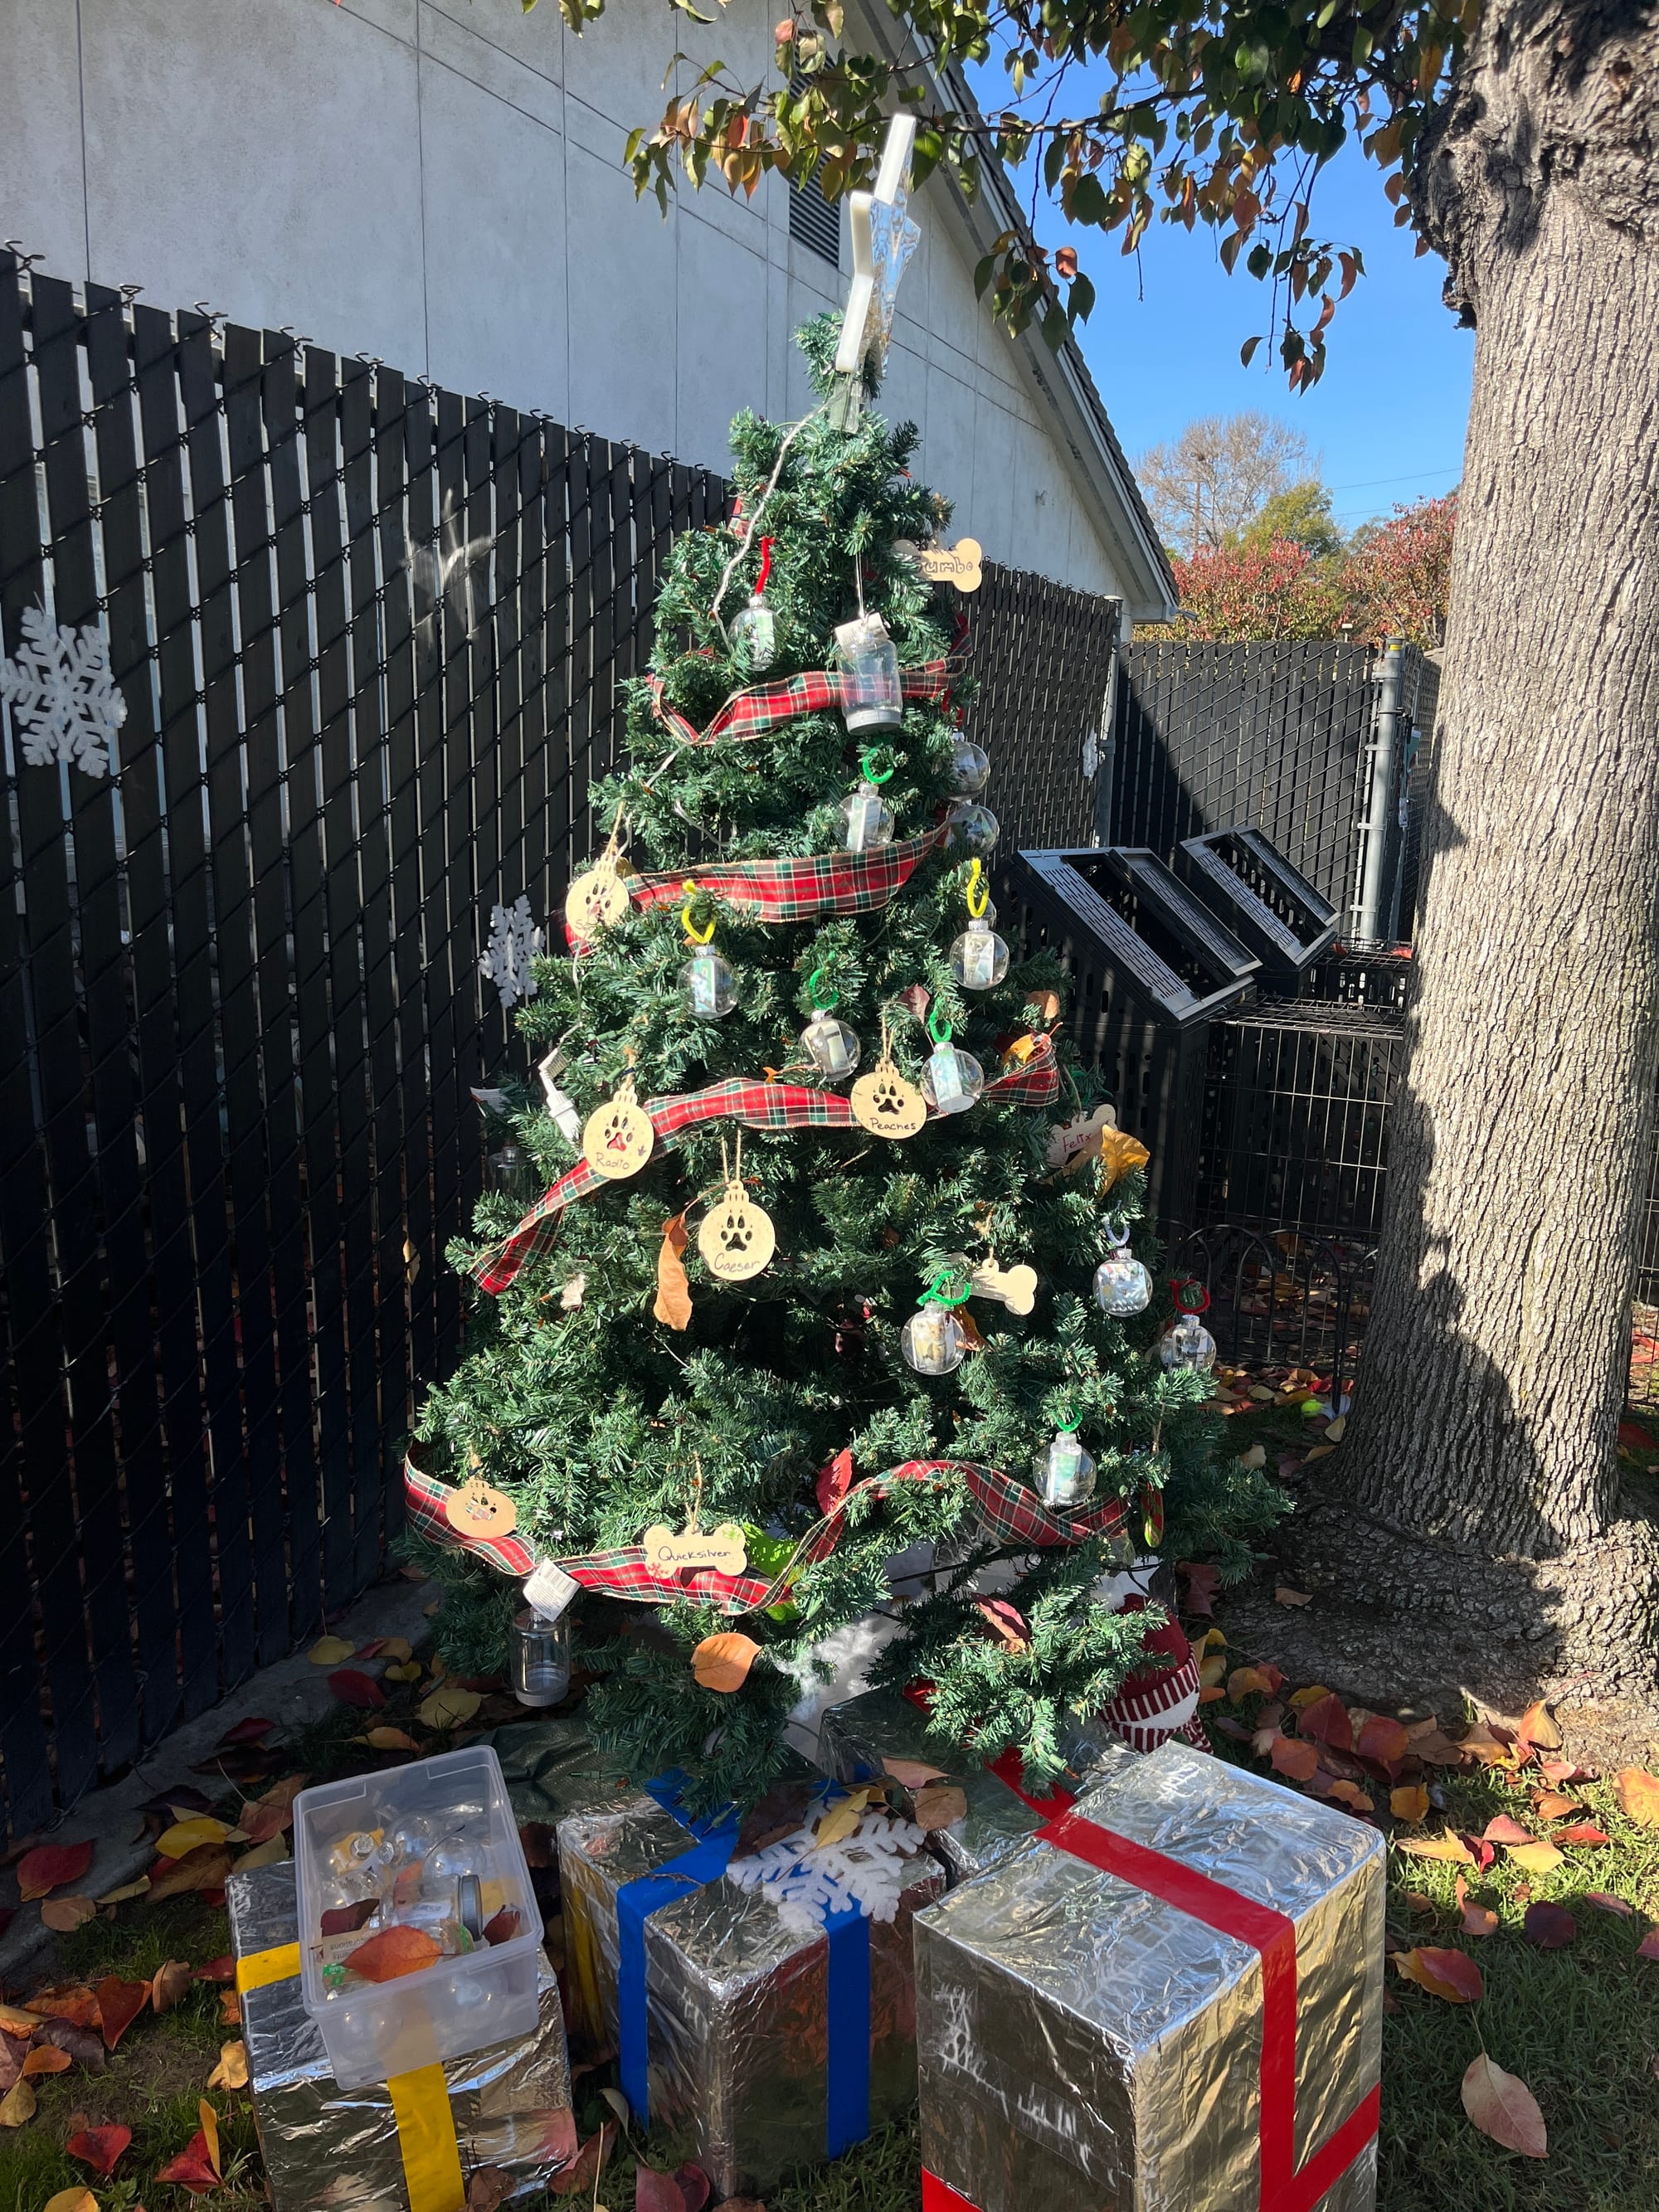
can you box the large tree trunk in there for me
[1340,0,1659,1557]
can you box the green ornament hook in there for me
[1056,1404,1083,1433]
[806,964,839,1011]
[860,746,897,785]
[927,1004,953,1045]
[925,1265,972,1307]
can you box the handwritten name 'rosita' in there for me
[640,1521,750,1578]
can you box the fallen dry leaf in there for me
[1389,1785,1430,1825]
[1522,1902,1576,1951]
[345,1925,443,1984]
[1393,1947,1484,2004]
[66,2122,131,2176]
[1616,1767,1659,1827]
[385,1661,424,1683]
[1297,1694,1353,1753]
[156,1816,235,1860]
[236,1833,289,1871]
[15,1841,95,1902]
[40,1896,96,1932]
[691,1634,761,1694]
[95,1977,150,2050]
[1462,2053,1547,2158]
[156,2127,220,2193]
[1356,1715,1409,1766]
[417,1682,484,1729]
[199,2097,222,2176]
[148,1842,234,1903]
[634,2167,689,2212]
[1553,1822,1612,1847]
[674,2161,712,2212]
[484,1907,520,1947]
[1515,1700,1563,1754]
[1268,1734,1321,1782]
[549,2122,616,2198]
[1481,1816,1534,1845]
[881,1756,950,1789]
[22,2047,73,2078]
[328,1668,387,1710]
[363,1726,422,1752]
[152,1960,194,2012]
[308,1635,357,1665]
[0,2078,36,2127]
[95,1879,150,1905]
[1459,1722,1519,1768]
[0,2007,35,2039]
[25,1987,102,2030]
[1584,1891,1636,1918]
[207,2039,249,2090]
[220,1989,242,2027]
[41,2191,97,2212]
[1454,1875,1499,1937]
[1531,1791,1582,1821]
[34,2021,106,2073]
[1274,1587,1313,1607]
[912,1782,969,1831]
[468,2166,516,2212]
[241,1777,306,1846]
[193,1956,237,1984]
[1506,1840,1565,1874]
[1227,1665,1278,1702]
[1199,1652,1228,1689]
[814,1792,870,1850]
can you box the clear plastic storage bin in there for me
[294,1744,542,2088]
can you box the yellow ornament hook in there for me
[966,858,990,920]
[680,878,716,946]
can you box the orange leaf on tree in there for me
[66,2122,131,2177]
[1393,1947,1484,2004]
[815,1446,854,1518]
[94,1976,150,2049]
[691,1632,761,1693]
[343,1925,444,1984]
[653,1213,692,1330]
[15,1842,95,1902]
[1462,2054,1546,2157]
[1616,1766,1659,1826]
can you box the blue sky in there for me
[975,112,1475,532]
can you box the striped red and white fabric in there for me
[647,657,956,751]
[1101,1612,1206,1754]
[469,1038,1061,1295]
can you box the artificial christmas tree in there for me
[405,124,1279,1821]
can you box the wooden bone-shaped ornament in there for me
[1046,1101,1118,1173]
[970,1260,1039,1315]
[640,1520,750,1578]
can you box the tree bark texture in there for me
[1342,0,1659,1555]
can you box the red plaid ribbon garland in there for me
[470,1039,1061,1295]
[648,659,953,750]
[565,828,951,950]
[404,1446,1151,1615]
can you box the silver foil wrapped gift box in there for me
[914,1740,1384,2212]
[228,1860,577,2212]
[559,1772,944,2199]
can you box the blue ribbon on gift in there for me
[615,1773,872,2155]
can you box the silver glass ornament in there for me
[834,613,903,732]
[1039,1431,1097,1510]
[949,918,1010,990]
[801,1009,861,1078]
[681,948,738,1018]
[1160,1312,1219,1372]
[839,780,896,852]
[943,800,1000,854]
[922,1043,985,1115]
[730,595,776,673]
[949,737,991,795]
[1094,1249,1153,1315]
[901,1304,967,1375]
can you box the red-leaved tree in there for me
[1340,493,1459,649]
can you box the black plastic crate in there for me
[1012,847,1259,1029]
[1179,827,1338,986]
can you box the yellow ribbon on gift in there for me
[234,1946,465,2212]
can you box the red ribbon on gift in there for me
[921,1811,1381,2212]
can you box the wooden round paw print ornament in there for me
[444,1474,518,1542]
[565,857,630,936]
[697,1179,777,1281]
[582,1074,654,1180]
[850,1045,928,1140]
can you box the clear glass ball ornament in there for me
[1094,1251,1153,1315]
[839,781,896,853]
[1038,1431,1097,1510]
[1160,1313,1219,1372]
[901,1304,968,1375]
[730,596,776,673]
[834,615,903,732]
[922,1043,985,1115]
[681,948,738,1018]
[385,1816,439,1864]
[801,1009,861,1078]
[425,1835,484,1888]
[949,918,1011,990]
[943,800,1000,854]
[950,738,991,795]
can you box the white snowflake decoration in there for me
[479,894,543,1008]
[726,1797,928,1935]
[1,607,125,777]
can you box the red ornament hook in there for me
[1170,1277,1211,1315]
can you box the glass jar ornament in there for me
[679,879,738,1018]
[800,967,860,1079]
[729,535,777,673]
[834,611,903,732]
[1160,1281,1218,1372]
[901,1266,973,1375]
[1094,1217,1153,1315]
[948,858,1010,990]
[839,746,898,852]
[921,1008,984,1116]
[943,800,1000,855]
[487,1141,538,1203]
[510,1605,572,1709]
[1038,1416,1097,1510]
[949,737,991,795]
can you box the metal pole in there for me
[1355,637,1405,944]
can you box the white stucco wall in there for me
[0,0,1131,595]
